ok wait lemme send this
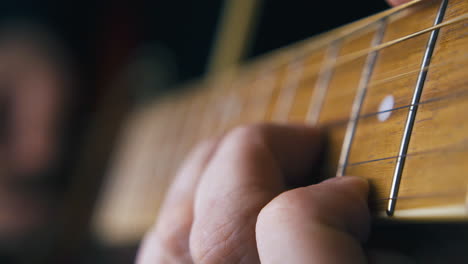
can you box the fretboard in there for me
[94,0,468,244]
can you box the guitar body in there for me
[92,0,468,257]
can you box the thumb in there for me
[256,176,370,264]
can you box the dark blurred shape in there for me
[0,0,392,263]
[0,20,70,248]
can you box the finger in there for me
[189,124,322,263]
[256,176,370,264]
[137,139,218,264]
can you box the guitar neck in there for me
[94,0,468,244]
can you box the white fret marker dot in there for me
[377,95,394,122]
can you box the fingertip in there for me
[256,175,371,263]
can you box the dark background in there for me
[3,1,468,264]
[0,0,389,85]
[0,0,390,263]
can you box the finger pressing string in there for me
[256,176,370,264]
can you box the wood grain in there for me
[360,32,430,114]
[395,0,468,213]
[92,0,468,244]
[346,158,395,210]
[349,107,407,164]
[318,25,377,124]
[288,50,325,122]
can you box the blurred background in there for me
[0,0,389,263]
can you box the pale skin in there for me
[136,1,420,263]
[137,124,415,264]
[137,125,373,263]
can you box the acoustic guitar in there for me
[92,0,468,258]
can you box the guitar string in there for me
[235,12,467,86]
[230,46,468,104]
[182,52,466,141]
[313,13,467,80]
[215,54,467,121]
[131,8,464,214]
[221,20,468,116]
[332,13,467,67]
[203,85,468,169]
[202,84,468,168]
[337,19,388,177]
[149,5,467,212]
[237,0,425,76]
[387,0,449,215]
[160,107,468,207]
[155,108,468,206]
[374,189,466,202]
[328,85,468,139]
[303,54,468,111]
[367,53,468,88]
[162,10,467,160]
[349,141,468,204]
[192,8,467,112]
[348,134,468,166]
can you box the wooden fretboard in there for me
[93,0,468,244]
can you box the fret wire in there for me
[387,0,449,216]
[366,54,468,88]
[296,0,423,54]
[336,19,388,177]
[266,13,467,84]
[326,87,468,149]
[224,14,466,106]
[237,0,425,75]
[250,53,468,114]
[201,5,466,133]
[362,87,468,119]
[334,13,467,67]
[277,54,465,116]
[240,81,468,132]
[307,40,341,124]
[353,84,468,123]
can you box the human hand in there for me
[137,1,430,262]
[136,124,371,263]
